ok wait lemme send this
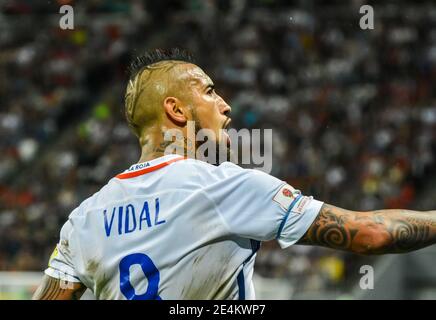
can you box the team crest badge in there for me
[273,184,297,211]
[282,188,293,198]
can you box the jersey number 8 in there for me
[119,253,162,300]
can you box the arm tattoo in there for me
[298,205,359,251]
[32,275,86,300]
[298,204,436,254]
[383,214,435,253]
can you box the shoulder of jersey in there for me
[69,159,244,218]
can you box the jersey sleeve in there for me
[44,218,82,283]
[205,162,324,248]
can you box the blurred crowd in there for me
[1,0,436,296]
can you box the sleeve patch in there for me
[273,184,301,211]
[292,195,313,214]
[48,246,59,266]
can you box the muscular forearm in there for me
[368,209,436,254]
[298,204,436,255]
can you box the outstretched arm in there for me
[297,203,436,254]
[32,275,86,300]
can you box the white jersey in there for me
[45,154,323,300]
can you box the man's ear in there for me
[163,97,187,125]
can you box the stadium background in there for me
[1,0,436,299]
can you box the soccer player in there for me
[33,49,436,300]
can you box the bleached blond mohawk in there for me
[127,48,195,79]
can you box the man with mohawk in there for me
[33,49,436,300]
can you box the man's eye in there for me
[207,88,214,95]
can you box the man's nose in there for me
[218,97,231,116]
